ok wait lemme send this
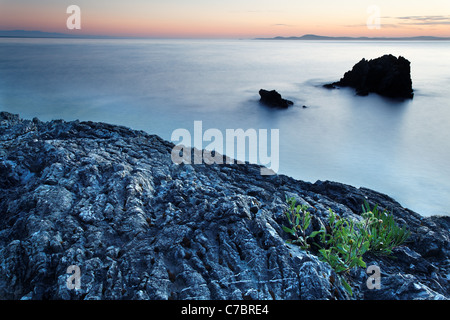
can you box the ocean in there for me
[0,37,449,217]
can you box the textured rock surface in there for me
[325,54,414,99]
[0,112,448,300]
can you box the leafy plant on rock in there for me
[314,208,370,295]
[282,197,317,250]
[282,197,410,296]
[360,201,411,256]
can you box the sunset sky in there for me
[0,0,449,38]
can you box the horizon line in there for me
[1,30,450,40]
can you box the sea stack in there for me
[325,54,414,99]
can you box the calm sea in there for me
[0,38,449,216]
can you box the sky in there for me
[0,0,449,38]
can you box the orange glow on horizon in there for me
[0,1,448,39]
[58,18,450,39]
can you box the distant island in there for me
[255,34,450,41]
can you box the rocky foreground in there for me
[0,112,448,300]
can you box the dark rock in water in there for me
[325,54,414,99]
[0,112,448,300]
[323,83,337,90]
[259,89,294,108]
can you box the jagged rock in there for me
[325,54,414,99]
[259,89,294,108]
[0,112,448,300]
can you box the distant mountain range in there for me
[256,34,450,41]
[0,30,114,39]
[1,30,449,41]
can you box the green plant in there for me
[360,202,411,256]
[315,209,371,295]
[282,198,410,296]
[282,196,318,250]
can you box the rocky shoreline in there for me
[0,112,448,300]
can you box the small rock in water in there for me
[259,89,294,108]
